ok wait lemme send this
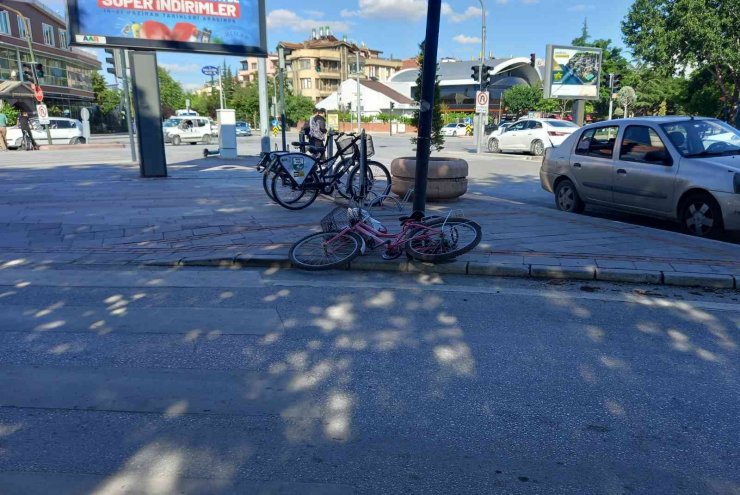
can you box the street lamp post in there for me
[475,0,486,154]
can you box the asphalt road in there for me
[0,265,737,494]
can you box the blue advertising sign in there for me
[67,0,267,56]
[202,65,219,76]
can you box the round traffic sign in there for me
[477,91,489,106]
[201,65,219,76]
[32,83,44,102]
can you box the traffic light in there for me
[612,74,622,92]
[481,64,492,88]
[35,63,44,79]
[315,59,321,72]
[104,48,120,78]
[389,102,395,110]
[530,53,536,67]
[21,63,34,82]
[471,65,480,82]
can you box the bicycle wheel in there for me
[271,171,320,210]
[289,231,363,270]
[348,161,391,199]
[262,161,282,201]
[405,217,482,263]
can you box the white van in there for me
[175,109,199,117]
[163,116,216,145]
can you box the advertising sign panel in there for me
[543,44,602,100]
[67,0,267,56]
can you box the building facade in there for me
[278,29,402,103]
[238,54,278,85]
[0,0,99,117]
[388,57,542,122]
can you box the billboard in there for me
[67,0,266,56]
[543,45,602,100]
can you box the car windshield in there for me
[661,119,740,157]
[547,120,579,128]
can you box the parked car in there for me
[235,121,252,136]
[6,117,85,149]
[486,122,513,151]
[163,116,217,145]
[489,118,580,156]
[440,123,468,137]
[540,116,740,237]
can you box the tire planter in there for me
[390,157,468,201]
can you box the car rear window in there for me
[547,120,579,128]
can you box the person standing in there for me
[308,108,327,155]
[18,111,38,150]
[0,111,7,151]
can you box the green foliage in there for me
[284,93,315,126]
[622,0,740,124]
[444,112,473,124]
[410,41,445,152]
[91,71,121,115]
[0,105,19,126]
[188,89,220,119]
[156,67,185,117]
[502,84,541,116]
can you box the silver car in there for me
[540,117,740,237]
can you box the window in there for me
[42,23,55,46]
[576,126,619,158]
[0,11,10,34]
[299,59,311,70]
[619,125,671,165]
[17,16,29,39]
[509,121,527,132]
[59,29,68,48]
[251,63,257,70]
[300,78,312,89]
[527,121,543,130]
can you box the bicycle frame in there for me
[326,219,445,255]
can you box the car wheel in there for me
[680,193,724,237]
[452,131,457,137]
[488,138,501,153]
[171,135,181,146]
[202,134,212,145]
[531,140,545,156]
[554,179,585,213]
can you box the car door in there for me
[612,125,678,214]
[569,125,620,204]
[523,120,544,150]
[52,120,70,144]
[499,120,527,151]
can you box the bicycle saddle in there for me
[290,141,304,147]
[307,145,325,154]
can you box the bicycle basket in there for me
[364,134,375,158]
[320,207,351,232]
[337,136,356,158]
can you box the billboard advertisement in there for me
[67,0,266,56]
[543,45,602,100]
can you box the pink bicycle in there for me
[289,207,482,270]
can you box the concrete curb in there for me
[161,254,739,290]
[38,144,126,150]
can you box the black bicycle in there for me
[263,132,391,210]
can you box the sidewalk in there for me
[1,156,738,289]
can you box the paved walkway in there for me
[1,157,739,288]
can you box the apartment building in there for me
[0,0,99,117]
[277,28,402,102]
[238,54,278,85]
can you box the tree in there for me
[91,71,121,114]
[410,41,445,152]
[502,84,540,116]
[623,0,740,125]
[572,18,590,46]
[617,86,637,117]
[284,93,315,126]
[156,67,185,117]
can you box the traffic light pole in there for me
[119,50,137,163]
[475,0,486,154]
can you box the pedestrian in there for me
[18,111,38,150]
[0,111,7,151]
[308,107,327,156]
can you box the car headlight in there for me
[734,173,740,194]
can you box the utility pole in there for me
[119,50,137,162]
[608,73,614,120]
[355,50,361,132]
[278,47,287,151]
[257,58,270,153]
[218,69,225,109]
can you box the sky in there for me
[46,0,635,91]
